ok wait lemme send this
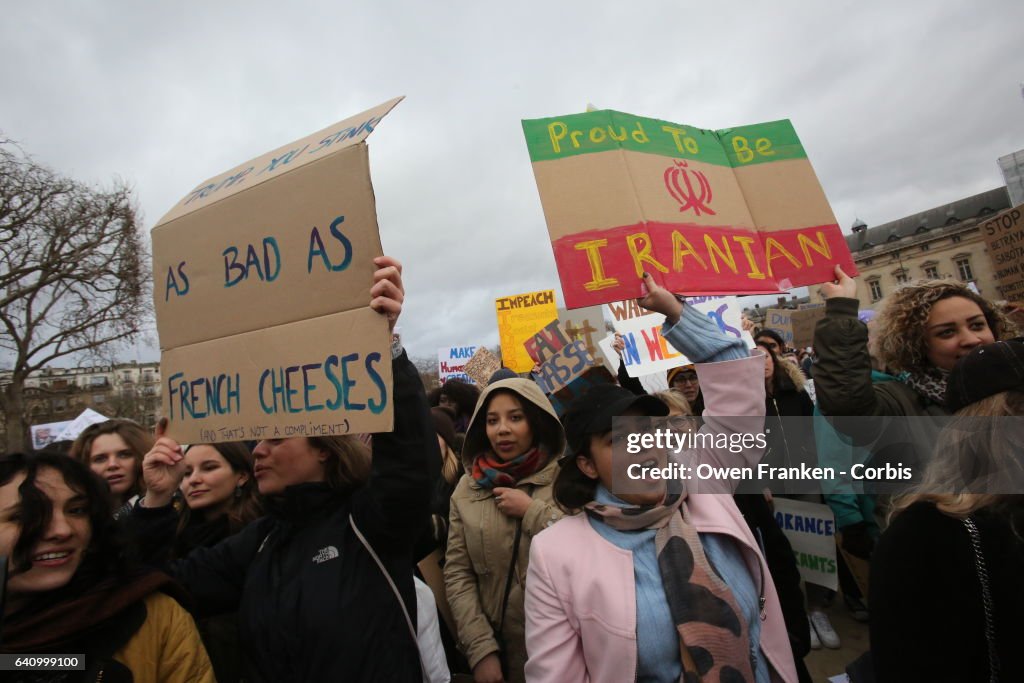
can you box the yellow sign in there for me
[495,289,557,373]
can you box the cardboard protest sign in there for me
[152,98,402,442]
[980,203,1024,300]
[599,296,752,378]
[438,345,478,384]
[764,307,825,350]
[525,320,597,394]
[773,498,839,590]
[522,109,856,308]
[789,307,826,350]
[557,306,606,359]
[495,289,558,373]
[545,366,616,418]
[464,347,503,387]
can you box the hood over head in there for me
[462,378,566,467]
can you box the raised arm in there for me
[351,256,438,546]
[813,266,899,441]
[637,273,765,490]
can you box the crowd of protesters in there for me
[2,258,1022,683]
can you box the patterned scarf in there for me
[899,366,950,405]
[585,493,754,683]
[471,447,546,489]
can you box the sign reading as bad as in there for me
[152,97,403,442]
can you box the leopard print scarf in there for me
[585,492,754,683]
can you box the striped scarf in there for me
[471,447,546,489]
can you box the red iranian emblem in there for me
[664,160,715,216]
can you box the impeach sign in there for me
[522,109,856,308]
[152,98,403,443]
[495,289,558,373]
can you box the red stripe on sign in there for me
[552,222,855,309]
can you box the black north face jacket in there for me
[134,352,437,682]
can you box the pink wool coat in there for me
[524,354,799,683]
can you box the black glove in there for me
[840,521,874,559]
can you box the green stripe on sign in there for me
[715,120,807,167]
[523,110,732,166]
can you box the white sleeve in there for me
[415,576,451,683]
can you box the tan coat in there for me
[446,460,563,681]
[444,377,566,682]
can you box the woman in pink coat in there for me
[524,274,798,683]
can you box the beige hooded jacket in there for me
[443,378,566,681]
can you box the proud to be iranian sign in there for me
[522,109,856,309]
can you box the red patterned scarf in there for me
[471,447,546,488]
[585,493,754,683]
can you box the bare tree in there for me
[0,140,150,452]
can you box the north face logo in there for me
[312,546,340,564]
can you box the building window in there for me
[920,244,930,252]
[956,257,974,282]
[952,235,962,244]
[868,279,883,301]
[922,266,938,279]
[895,271,909,283]
[863,258,873,266]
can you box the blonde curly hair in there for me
[874,279,1011,373]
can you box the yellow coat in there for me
[114,593,216,683]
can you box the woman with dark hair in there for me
[438,378,482,435]
[444,377,565,683]
[133,256,438,683]
[870,339,1024,682]
[71,419,153,518]
[175,442,262,557]
[166,441,263,682]
[0,451,214,682]
[757,343,817,476]
[756,342,837,652]
[526,273,797,683]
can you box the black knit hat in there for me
[946,338,1024,413]
[561,384,668,458]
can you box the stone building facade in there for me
[1,361,162,437]
[806,187,1011,310]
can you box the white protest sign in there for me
[438,345,478,384]
[602,295,752,378]
[31,420,74,449]
[53,409,112,443]
[773,498,839,590]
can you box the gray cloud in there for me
[3,0,1023,364]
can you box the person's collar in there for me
[265,482,346,523]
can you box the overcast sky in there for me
[3,0,1023,365]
